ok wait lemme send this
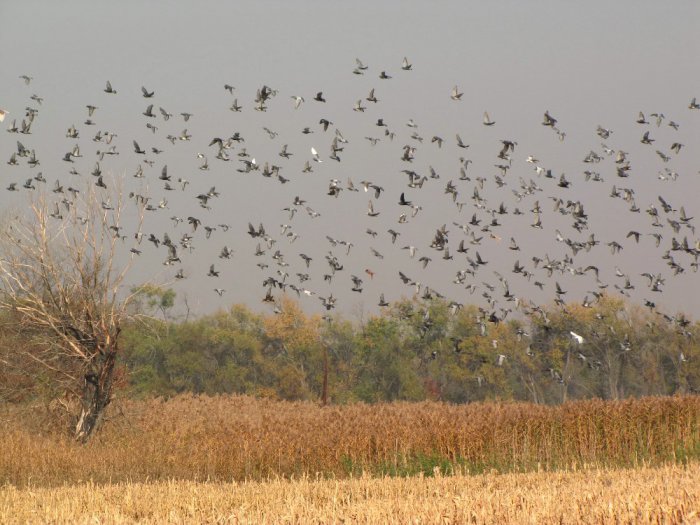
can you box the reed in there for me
[1,394,698,487]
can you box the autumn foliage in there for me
[106,293,700,405]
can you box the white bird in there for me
[367,200,380,217]
[291,95,304,109]
[0,109,7,122]
[311,147,322,163]
[570,331,584,344]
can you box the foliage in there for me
[116,294,700,404]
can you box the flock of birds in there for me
[2,59,699,345]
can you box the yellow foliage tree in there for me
[263,296,323,400]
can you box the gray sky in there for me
[1,1,699,320]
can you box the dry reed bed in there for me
[1,394,698,486]
[1,463,698,524]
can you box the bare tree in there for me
[0,182,145,442]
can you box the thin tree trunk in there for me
[561,346,571,404]
[321,346,329,406]
[528,375,540,404]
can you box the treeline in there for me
[2,291,698,405]
[116,291,698,404]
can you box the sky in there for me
[1,1,699,321]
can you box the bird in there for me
[291,95,304,109]
[104,81,117,94]
[133,141,146,155]
[542,110,557,127]
[456,134,469,149]
[367,200,380,217]
[354,58,368,73]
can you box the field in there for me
[1,464,698,523]
[1,394,699,486]
[1,394,699,523]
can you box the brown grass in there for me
[1,394,698,487]
[1,463,698,524]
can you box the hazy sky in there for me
[1,1,699,320]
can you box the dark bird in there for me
[133,141,146,154]
[542,110,557,127]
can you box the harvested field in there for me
[1,463,698,524]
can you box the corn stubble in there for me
[1,464,698,523]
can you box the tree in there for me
[130,284,176,321]
[353,311,425,402]
[263,296,323,400]
[0,184,145,442]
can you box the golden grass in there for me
[1,463,698,524]
[1,394,698,487]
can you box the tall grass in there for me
[2,464,698,523]
[1,394,698,487]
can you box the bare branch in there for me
[0,178,149,441]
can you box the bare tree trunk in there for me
[74,343,117,442]
[527,375,540,404]
[321,345,329,406]
[616,351,626,400]
[561,346,571,404]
